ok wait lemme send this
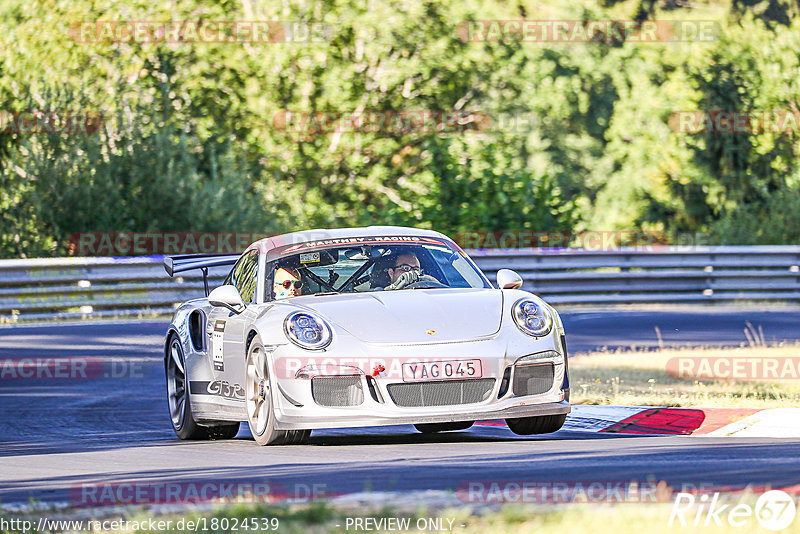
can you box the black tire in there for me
[505,414,567,435]
[285,429,312,445]
[165,334,207,440]
[414,421,474,434]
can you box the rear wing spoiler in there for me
[163,253,240,296]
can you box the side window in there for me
[232,251,259,303]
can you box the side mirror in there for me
[208,285,246,314]
[496,269,523,290]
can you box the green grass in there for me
[3,495,791,534]
[570,344,800,408]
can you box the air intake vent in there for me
[512,363,555,396]
[497,367,512,398]
[387,379,495,407]
[311,376,364,406]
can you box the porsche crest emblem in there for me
[426,329,436,335]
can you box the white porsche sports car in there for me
[163,226,570,445]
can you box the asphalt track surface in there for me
[0,309,798,506]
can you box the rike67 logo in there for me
[669,490,797,531]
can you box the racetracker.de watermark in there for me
[275,356,490,381]
[68,230,712,255]
[272,110,490,136]
[69,21,334,43]
[70,481,330,507]
[0,357,148,380]
[456,480,674,504]
[68,232,274,256]
[457,20,720,43]
[0,110,103,134]
[668,110,800,134]
[666,356,800,381]
[452,230,709,251]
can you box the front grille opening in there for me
[387,379,495,408]
[512,363,555,396]
[497,367,512,398]
[311,376,364,407]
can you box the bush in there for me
[0,109,295,257]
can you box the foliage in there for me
[1,0,799,257]
[0,102,290,257]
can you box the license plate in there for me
[402,359,483,381]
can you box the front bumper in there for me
[267,335,570,431]
[273,398,570,430]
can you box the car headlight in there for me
[512,298,553,337]
[284,311,332,350]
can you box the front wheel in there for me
[506,414,567,435]
[245,336,310,445]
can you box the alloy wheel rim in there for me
[246,346,270,435]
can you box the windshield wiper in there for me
[313,291,340,296]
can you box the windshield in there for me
[265,240,490,300]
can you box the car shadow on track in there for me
[244,423,657,446]
[0,421,653,459]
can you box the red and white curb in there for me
[567,405,762,436]
[705,408,800,437]
[479,406,800,437]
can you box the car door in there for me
[206,250,260,403]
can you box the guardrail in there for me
[1,246,799,321]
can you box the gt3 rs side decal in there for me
[189,380,245,401]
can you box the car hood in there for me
[290,288,503,344]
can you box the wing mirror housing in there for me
[208,285,246,314]
[497,269,523,290]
